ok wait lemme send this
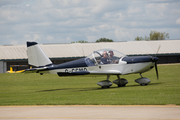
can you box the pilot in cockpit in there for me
[109,50,119,63]
[100,51,110,64]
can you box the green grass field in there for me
[0,64,180,105]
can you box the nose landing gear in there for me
[135,74,151,86]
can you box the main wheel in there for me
[140,83,147,86]
[118,84,126,87]
[101,86,110,89]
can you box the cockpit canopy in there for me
[85,49,127,66]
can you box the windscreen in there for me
[85,49,126,66]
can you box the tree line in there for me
[71,38,113,43]
[71,31,169,43]
[134,31,169,41]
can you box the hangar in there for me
[0,40,180,73]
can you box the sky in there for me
[0,0,180,45]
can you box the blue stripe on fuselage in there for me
[122,56,152,64]
[57,71,90,76]
[48,58,88,70]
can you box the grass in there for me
[0,64,180,105]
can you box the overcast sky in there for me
[0,0,180,45]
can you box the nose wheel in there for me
[135,73,151,86]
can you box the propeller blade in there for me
[155,62,159,79]
[155,45,161,57]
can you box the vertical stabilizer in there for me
[27,41,52,67]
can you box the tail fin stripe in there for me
[27,41,38,47]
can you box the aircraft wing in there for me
[90,70,122,75]
[23,67,121,76]
[57,70,121,76]
[57,71,90,76]
[23,67,48,73]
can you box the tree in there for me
[135,36,143,41]
[96,38,114,42]
[71,40,88,43]
[135,36,149,41]
[149,31,169,40]
[134,31,169,41]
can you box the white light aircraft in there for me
[24,41,159,88]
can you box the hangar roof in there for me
[0,40,180,60]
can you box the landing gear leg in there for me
[134,73,151,86]
[140,73,143,78]
[113,75,128,87]
[107,74,110,80]
[97,75,112,88]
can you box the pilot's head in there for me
[103,51,108,58]
[109,50,114,57]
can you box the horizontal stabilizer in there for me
[23,67,48,73]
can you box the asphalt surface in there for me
[0,105,180,120]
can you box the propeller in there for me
[155,60,159,79]
[156,45,161,57]
[149,45,160,79]
[154,45,161,79]
[151,56,159,79]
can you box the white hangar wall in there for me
[0,40,180,73]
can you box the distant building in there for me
[0,40,180,73]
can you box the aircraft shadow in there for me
[37,82,163,92]
[37,86,122,92]
[37,88,76,92]
[126,82,162,87]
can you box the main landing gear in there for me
[97,75,128,88]
[113,75,128,87]
[97,75,112,88]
